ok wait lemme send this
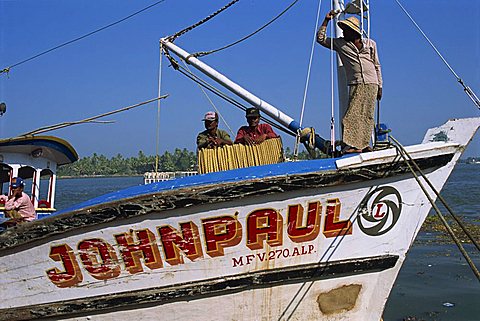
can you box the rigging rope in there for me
[0,0,166,75]
[329,3,336,152]
[390,136,480,252]
[155,47,165,173]
[294,0,323,159]
[163,50,296,137]
[394,0,480,110]
[181,61,235,137]
[278,185,382,320]
[20,96,168,136]
[192,0,300,58]
[164,0,305,149]
[177,64,295,137]
[390,136,480,282]
[167,0,241,42]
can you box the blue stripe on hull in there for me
[57,157,342,215]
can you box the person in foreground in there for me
[317,11,383,154]
[235,108,279,145]
[0,177,36,224]
[197,111,233,149]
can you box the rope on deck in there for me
[198,137,283,174]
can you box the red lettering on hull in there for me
[287,202,321,242]
[202,215,242,257]
[374,203,386,218]
[323,198,352,238]
[246,209,283,250]
[46,244,83,288]
[46,197,360,287]
[114,229,163,274]
[158,222,203,265]
[78,238,121,280]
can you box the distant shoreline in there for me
[57,161,478,179]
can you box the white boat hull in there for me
[0,118,478,320]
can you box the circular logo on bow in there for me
[357,186,402,236]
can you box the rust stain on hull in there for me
[316,284,362,315]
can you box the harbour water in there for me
[384,163,480,321]
[54,163,479,321]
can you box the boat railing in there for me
[144,171,199,184]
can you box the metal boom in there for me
[160,38,328,150]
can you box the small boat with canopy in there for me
[0,135,78,221]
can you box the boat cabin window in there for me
[17,166,35,201]
[0,164,12,200]
[0,165,56,209]
[38,169,54,208]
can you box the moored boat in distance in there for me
[465,158,480,164]
[144,170,198,184]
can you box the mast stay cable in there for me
[1,0,167,75]
[391,136,480,282]
[19,96,168,137]
[167,0,241,42]
[181,61,235,137]
[154,47,164,173]
[191,0,301,58]
[293,0,323,158]
[163,0,315,145]
[164,53,295,137]
[329,1,336,153]
[394,0,480,110]
[390,136,480,252]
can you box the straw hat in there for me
[337,16,361,35]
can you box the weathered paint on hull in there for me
[0,118,478,321]
[0,171,451,320]
[59,262,404,321]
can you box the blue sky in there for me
[0,0,479,158]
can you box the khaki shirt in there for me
[317,26,382,88]
[197,129,232,149]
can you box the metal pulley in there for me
[344,0,369,14]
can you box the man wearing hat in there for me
[317,10,382,154]
[234,108,278,145]
[197,111,233,149]
[0,177,36,222]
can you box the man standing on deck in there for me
[317,11,382,154]
[235,108,279,145]
[197,111,233,149]
[0,177,36,223]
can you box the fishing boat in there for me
[466,158,480,165]
[0,135,78,221]
[0,1,479,320]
